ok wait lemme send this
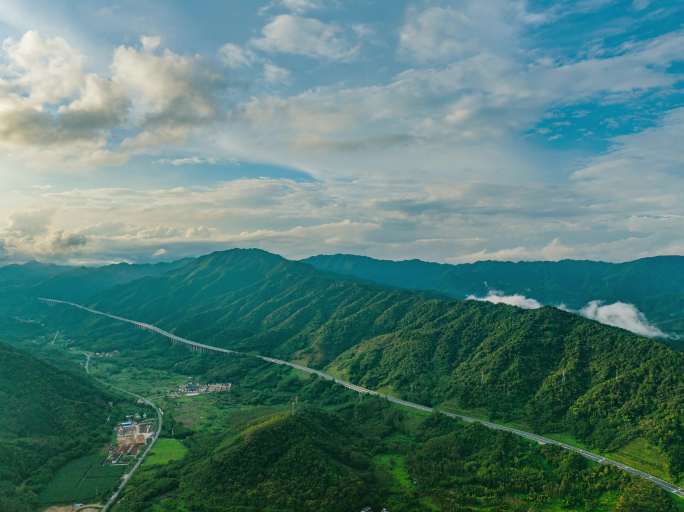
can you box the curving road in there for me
[101,385,163,512]
[40,297,684,498]
[72,341,163,511]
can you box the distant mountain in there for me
[0,341,119,510]
[0,259,190,321]
[305,254,684,340]
[37,248,679,481]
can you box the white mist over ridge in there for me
[574,301,666,339]
[465,291,542,309]
[466,292,666,338]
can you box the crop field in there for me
[39,453,125,505]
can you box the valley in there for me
[39,297,684,498]
[2,248,684,511]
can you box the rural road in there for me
[72,346,163,512]
[101,385,163,512]
[69,342,164,512]
[40,297,684,499]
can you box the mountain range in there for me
[7,248,680,485]
[306,254,684,342]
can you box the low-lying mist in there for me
[466,291,667,338]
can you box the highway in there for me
[40,297,684,499]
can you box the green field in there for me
[169,394,286,434]
[39,453,125,505]
[373,454,414,491]
[144,438,188,467]
[607,438,674,483]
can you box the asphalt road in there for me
[40,297,684,499]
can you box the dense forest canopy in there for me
[0,341,123,510]
[306,254,684,341]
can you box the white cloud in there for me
[140,35,161,52]
[111,43,220,123]
[466,290,543,309]
[218,42,254,68]
[152,247,168,257]
[2,30,84,105]
[466,293,666,338]
[0,31,227,169]
[1,4,683,266]
[277,0,326,14]
[251,15,359,61]
[577,301,666,338]
[399,3,519,63]
[453,238,575,263]
[262,62,291,84]
[156,156,218,166]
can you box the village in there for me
[172,381,232,397]
[106,416,156,465]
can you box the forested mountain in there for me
[1,259,188,302]
[30,248,684,481]
[115,402,675,512]
[0,341,120,510]
[305,254,684,339]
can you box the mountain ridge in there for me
[31,248,680,481]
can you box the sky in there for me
[0,0,683,265]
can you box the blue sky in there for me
[0,0,682,264]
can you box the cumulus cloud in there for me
[51,230,88,251]
[140,35,161,52]
[111,39,222,124]
[262,62,291,84]
[2,3,684,265]
[2,30,84,105]
[219,42,255,68]
[0,31,226,169]
[576,301,666,338]
[466,290,543,309]
[251,15,359,60]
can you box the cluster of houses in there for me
[174,382,232,397]
[107,418,156,464]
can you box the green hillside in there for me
[113,401,679,512]
[0,341,121,510]
[305,254,684,340]
[0,259,188,318]
[57,249,684,481]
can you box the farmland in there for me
[143,439,188,467]
[39,453,125,505]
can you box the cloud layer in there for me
[466,292,666,338]
[1,1,683,267]
[466,291,543,309]
[577,301,666,338]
